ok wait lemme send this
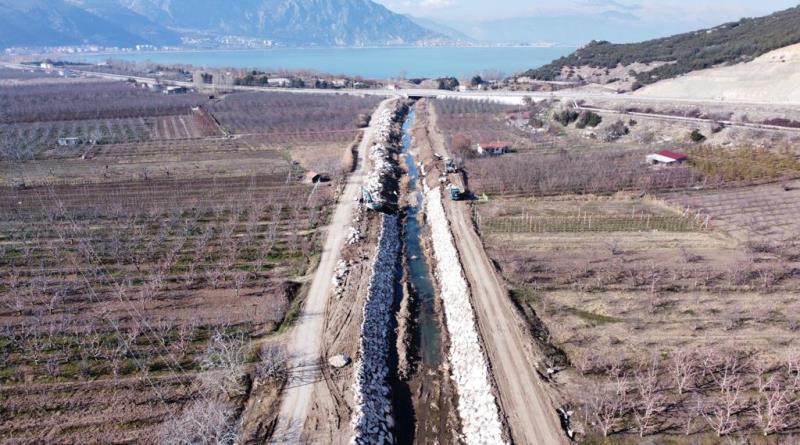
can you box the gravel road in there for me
[443,196,567,445]
[269,99,393,444]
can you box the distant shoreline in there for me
[56,46,574,79]
[57,44,578,58]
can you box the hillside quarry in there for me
[635,43,800,104]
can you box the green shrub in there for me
[554,110,579,126]
[437,77,460,91]
[690,129,706,142]
[576,111,603,129]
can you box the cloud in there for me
[378,0,799,27]
[521,0,643,17]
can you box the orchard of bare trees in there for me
[208,92,380,142]
[0,82,206,123]
[0,70,377,442]
[467,149,701,196]
[0,175,326,442]
[579,349,800,441]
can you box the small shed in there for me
[477,142,511,156]
[268,78,291,87]
[163,86,189,95]
[646,150,688,165]
[58,137,83,146]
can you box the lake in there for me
[64,46,573,79]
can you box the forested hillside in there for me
[522,6,800,85]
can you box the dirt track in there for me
[422,102,567,445]
[269,99,393,444]
[443,197,567,445]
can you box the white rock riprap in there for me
[351,214,401,445]
[363,107,401,208]
[425,187,507,445]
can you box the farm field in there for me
[1,84,379,187]
[431,96,800,443]
[0,73,380,443]
[665,179,800,243]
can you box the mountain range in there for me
[0,0,445,49]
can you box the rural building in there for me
[646,150,689,165]
[477,142,511,156]
[267,77,291,87]
[58,137,83,146]
[163,86,189,95]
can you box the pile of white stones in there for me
[363,108,400,207]
[425,187,507,445]
[351,214,401,445]
[331,260,350,298]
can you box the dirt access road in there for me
[423,103,567,445]
[444,198,566,445]
[269,99,393,444]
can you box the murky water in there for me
[401,108,443,367]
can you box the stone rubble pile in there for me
[351,214,401,445]
[425,188,508,445]
[363,107,401,208]
[331,260,350,298]
[346,226,363,245]
[347,203,364,246]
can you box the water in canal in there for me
[401,107,442,367]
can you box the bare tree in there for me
[587,386,626,437]
[256,344,288,382]
[701,356,745,437]
[753,383,794,436]
[632,357,665,437]
[232,271,249,298]
[200,329,248,397]
[752,354,796,436]
[157,399,237,445]
[670,348,697,395]
[205,266,223,289]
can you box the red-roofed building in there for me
[646,150,688,165]
[477,142,511,156]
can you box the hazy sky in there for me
[378,0,799,25]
